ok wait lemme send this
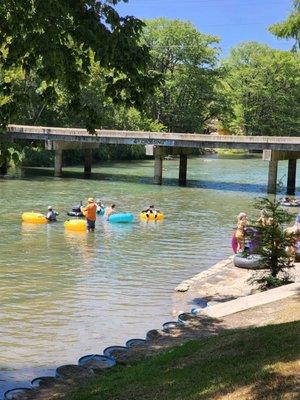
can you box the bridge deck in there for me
[3,124,300,151]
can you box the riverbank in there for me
[69,320,300,400]
[8,258,299,400]
[173,256,300,316]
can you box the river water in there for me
[0,155,298,397]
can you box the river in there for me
[0,154,298,397]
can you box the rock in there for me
[175,283,190,292]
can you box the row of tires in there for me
[4,302,207,399]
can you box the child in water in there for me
[104,204,115,220]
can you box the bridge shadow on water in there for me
[19,167,270,194]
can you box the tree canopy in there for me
[221,42,300,136]
[0,0,157,130]
[142,18,222,133]
[269,0,300,51]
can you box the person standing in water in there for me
[81,198,97,232]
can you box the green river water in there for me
[0,155,298,397]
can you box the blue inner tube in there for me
[108,213,134,223]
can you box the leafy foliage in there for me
[0,0,157,130]
[221,42,300,136]
[269,0,300,51]
[142,18,223,133]
[253,197,295,288]
[0,0,162,169]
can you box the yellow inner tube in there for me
[64,219,86,232]
[22,212,47,224]
[139,211,164,221]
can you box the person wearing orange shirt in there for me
[81,197,97,232]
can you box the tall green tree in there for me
[142,18,222,133]
[252,197,295,289]
[221,42,300,136]
[0,0,159,172]
[0,0,157,130]
[269,0,300,51]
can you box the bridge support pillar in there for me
[287,159,297,195]
[267,160,278,194]
[154,148,163,185]
[84,149,92,178]
[0,161,8,175]
[179,154,187,186]
[54,149,63,177]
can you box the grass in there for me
[66,321,300,400]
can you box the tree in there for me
[221,42,300,136]
[252,197,295,289]
[269,0,300,51]
[142,18,222,133]
[0,0,158,171]
[0,0,157,129]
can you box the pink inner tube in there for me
[231,232,238,254]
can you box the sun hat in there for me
[88,197,94,203]
[48,206,52,210]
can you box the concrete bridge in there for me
[2,124,300,194]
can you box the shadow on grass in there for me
[62,321,299,400]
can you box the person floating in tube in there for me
[81,198,97,232]
[144,205,158,219]
[45,206,58,221]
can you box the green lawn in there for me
[67,321,299,400]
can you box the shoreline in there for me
[4,256,299,399]
[172,256,253,318]
[172,255,300,317]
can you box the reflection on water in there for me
[0,155,298,396]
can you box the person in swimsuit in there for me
[104,204,115,220]
[235,212,248,252]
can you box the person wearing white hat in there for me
[46,206,58,221]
